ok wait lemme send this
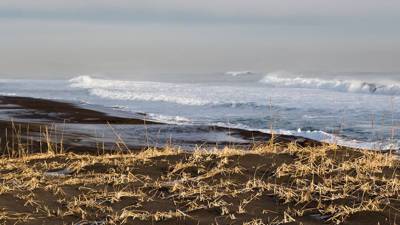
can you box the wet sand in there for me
[0,96,160,124]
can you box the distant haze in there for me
[0,0,399,79]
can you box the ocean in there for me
[1,71,400,150]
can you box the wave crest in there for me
[70,76,212,106]
[225,71,254,76]
[69,75,263,107]
[260,71,400,95]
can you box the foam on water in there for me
[70,75,400,109]
[0,92,17,96]
[147,113,191,124]
[260,71,400,95]
[213,122,400,151]
[69,75,267,106]
[225,71,255,77]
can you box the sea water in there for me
[1,71,400,150]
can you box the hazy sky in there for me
[1,0,400,78]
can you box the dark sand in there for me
[0,146,399,225]
[0,96,160,124]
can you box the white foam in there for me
[225,71,254,76]
[70,76,210,105]
[214,122,399,151]
[68,76,389,117]
[69,75,266,106]
[280,129,398,151]
[147,113,191,124]
[260,71,400,95]
[0,92,17,96]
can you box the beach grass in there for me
[1,142,400,225]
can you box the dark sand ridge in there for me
[0,96,161,124]
[0,96,320,155]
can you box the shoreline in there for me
[0,96,321,155]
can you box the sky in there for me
[0,0,400,79]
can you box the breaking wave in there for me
[225,71,255,76]
[260,71,400,95]
[69,75,266,107]
[69,76,210,106]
